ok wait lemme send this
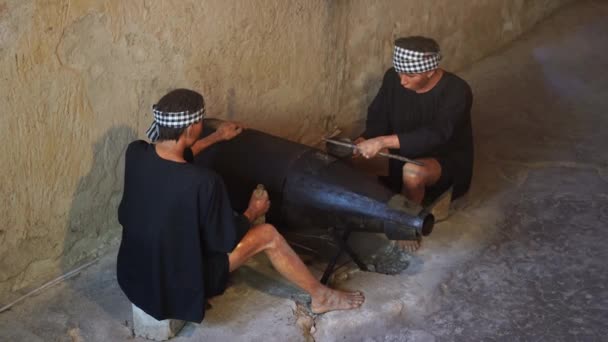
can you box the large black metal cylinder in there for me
[194,119,433,240]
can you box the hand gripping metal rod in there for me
[324,138,425,166]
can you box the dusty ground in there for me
[1,1,607,341]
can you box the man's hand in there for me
[243,188,270,223]
[356,137,385,159]
[214,121,244,141]
[352,137,366,157]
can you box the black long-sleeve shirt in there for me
[362,68,474,198]
[117,140,248,322]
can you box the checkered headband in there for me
[393,46,442,74]
[145,105,205,142]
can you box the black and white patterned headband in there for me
[393,46,442,74]
[145,105,205,142]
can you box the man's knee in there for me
[402,164,425,188]
[254,223,284,249]
[402,159,442,188]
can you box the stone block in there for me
[132,304,185,341]
[429,186,453,222]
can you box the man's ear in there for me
[426,70,435,79]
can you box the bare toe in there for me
[396,239,422,253]
[311,289,365,314]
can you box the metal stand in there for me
[320,228,369,285]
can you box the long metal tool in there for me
[324,138,424,166]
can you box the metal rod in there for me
[0,258,99,313]
[324,138,424,166]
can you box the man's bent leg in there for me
[228,224,365,314]
[398,158,442,252]
[402,158,442,204]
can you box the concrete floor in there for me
[1,1,607,341]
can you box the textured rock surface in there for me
[0,1,606,341]
[1,0,572,310]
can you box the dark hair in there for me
[155,88,205,142]
[394,36,440,53]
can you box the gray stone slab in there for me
[1,2,608,341]
[132,304,185,341]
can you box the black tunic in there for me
[362,68,474,198]
[117,140,248,322]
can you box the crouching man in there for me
[355,36,474,252]
[117,88,364,323]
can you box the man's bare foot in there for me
[395,239,422,253]
[310,287,365,314]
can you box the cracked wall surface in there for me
[0,0,572,305]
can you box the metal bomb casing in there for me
[194,119,434,240]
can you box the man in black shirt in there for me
[117,89,364,323]
[356,36,473,251]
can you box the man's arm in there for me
[191,121,244,157]
[360,80,472,159]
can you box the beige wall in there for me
[0,0,571,304]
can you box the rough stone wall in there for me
[0,0,571,305]
[333,0,574,124]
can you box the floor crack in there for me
[293,301,316,342]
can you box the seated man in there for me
[355,36,474,251]
[117,88,364,323]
